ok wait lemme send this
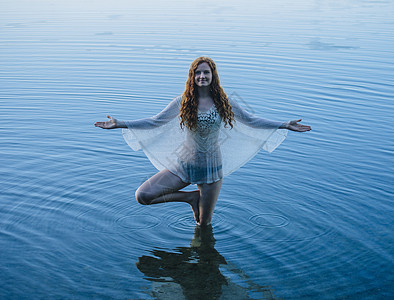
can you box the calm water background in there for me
[1,0,393,299]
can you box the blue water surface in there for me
[1,0,393,299]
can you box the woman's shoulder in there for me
[173,94,183,106]
[227,95,241,110]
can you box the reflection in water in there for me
[137,226,279,300]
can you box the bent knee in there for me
[135,189,152,205]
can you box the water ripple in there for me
[249,213,290,228]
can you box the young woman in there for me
[95,57,311,226]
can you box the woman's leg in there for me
[197,179,223,226]
[135,169,200,222]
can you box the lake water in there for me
[1,0,393,299]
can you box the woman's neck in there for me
[197,86,211,99]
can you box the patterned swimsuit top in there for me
[197,105,221,132]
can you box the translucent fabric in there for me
[122,95,287,184]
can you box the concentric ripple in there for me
[249,213,290,228]
[211,199,334,246]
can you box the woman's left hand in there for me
[94,115,119,129]
[286,119,311,132]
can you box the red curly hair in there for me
[180,57,234,130]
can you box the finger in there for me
[290,125,311,132]
[290,119,302,125]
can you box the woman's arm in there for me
[94,96,181,130]
[230,98,311,132]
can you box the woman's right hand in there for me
[94,115,118,129]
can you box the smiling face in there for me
[194,62,213,87]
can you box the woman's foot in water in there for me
[188,190,200,224]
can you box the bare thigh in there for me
[135,169,190,204]
[197,179,223,226]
